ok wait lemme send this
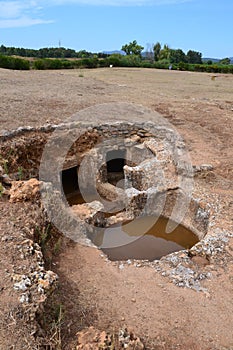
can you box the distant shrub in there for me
[98,59,109,68]
[73,60,83,68]
[228,65,233,74]
[177,62,189,71]
[14,54,233,75]
[33,58,74,70]
[0,55,30,70]
[220,65,231,73]
[153,60,171,70]
[33,59,45,70]
[79,57,99,68]
[124,55,142,67]
[106,54,123,67]
[141,61,154,68]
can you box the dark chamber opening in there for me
[61,166,79,196]
[61,166,99,205]
[106,150,126,186]
[106,150,126,173]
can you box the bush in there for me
[98,59,109,68]
[0,55,30,70]
[154,60,171,70]
[141,61,154,68]
[79,57,99,68]
[16,53,233,75]
[177,62,189,71]
[106,54,123,67]
[33,58,74,70]
[122,55,142,67]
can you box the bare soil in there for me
[0,67,233,349]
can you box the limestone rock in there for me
[106,212,130,227]
[9,178,41,203]
[119,328,144,350]
[72,201,106,227]
[76,327,144,350]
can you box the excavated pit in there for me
[61,160,200,261]
[93,216,199,261]
[0,120,210,263]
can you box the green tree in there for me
[153,42,161,61]
[219,57,231,65]
[158,44,171,61]
[121,40,144,57]
[186,50,202,64]
[0,45,7,54]
[170,49,187,64]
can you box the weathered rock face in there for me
[72,201,106,227]
[97,182,124,200]
[106,212,131,227]
[9,178,41,203]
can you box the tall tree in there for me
[219,57,231,65]
[153,42,161,61]
[159,44,171,60]
[186,50,202,64]
[170,49,187,63]
[121,40,144,57]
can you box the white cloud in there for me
[0,1,24,18]
[0,0,191,28]
[0,16,54,28]
[0,0,53,28]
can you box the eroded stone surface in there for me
[72,201,106,227]
[9,178,41,203]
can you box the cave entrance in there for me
[61,166,100,206]
[106,149,126,187]
[61,166,84,205]
[61,166,79,196]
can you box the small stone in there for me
[191,256,210,267]
[19,293,29,304]
[119,264,124,270]
[2,174,11,185]
[131,298,136,303]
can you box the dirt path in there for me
[54,243,233,349]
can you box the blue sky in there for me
[0,0,232,58]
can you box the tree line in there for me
[0,45,108,59]
[0,41,232,73]
[121,40,231,65]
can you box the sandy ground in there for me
[1,67,232,180]
[0,67,233,349]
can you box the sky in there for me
[0,0,232,58]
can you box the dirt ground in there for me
[0,67,233,349]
